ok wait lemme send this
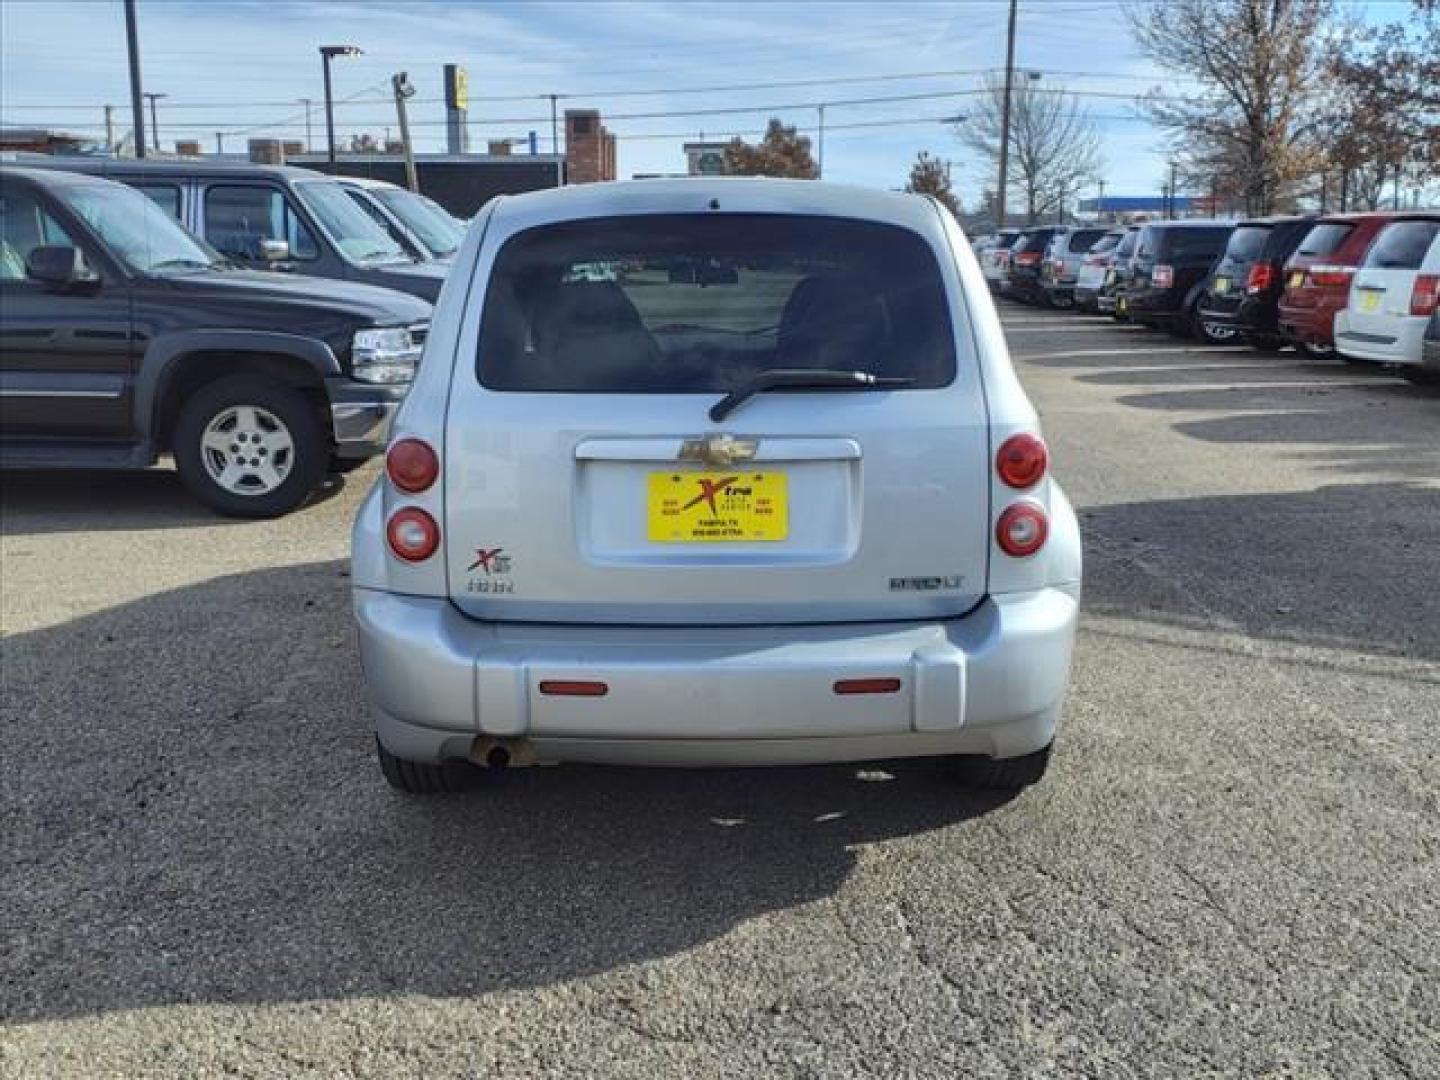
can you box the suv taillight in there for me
[1411,274,1439,317]
[1246,263,1276,294]
[996,433,1048,489]
[996,503,1049,558]
[1308,264,1353,288]
[386,437,439,493]
[387,507,440,562]
[1152,264,1174,289]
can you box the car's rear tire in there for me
[1195,314,1239,345]
[1250,334,1286,352]
[173,375,327,518]
[953,744,1052,790]
[376,739,477,794]
[1295,341,1336,360]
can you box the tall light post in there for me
[297,98,314,152]
[996,0,1018,228]
[319,45,362,164]
[142,92,167,152]
[123,0,146,158]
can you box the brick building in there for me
[564,109,616,184]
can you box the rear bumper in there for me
[1277,300,1336,347]
[355,585,1080,767]
[1334,314,1427,365]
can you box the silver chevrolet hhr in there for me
[352,179,1082,793]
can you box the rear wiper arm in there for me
[709,369,914,422]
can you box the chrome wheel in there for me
[1200,321,1239,344]
[199,405,294,496]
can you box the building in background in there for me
[564,109,615,184]
[292,151,564,216]
[0,127,98,155]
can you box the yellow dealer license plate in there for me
[648,471,788,542]
[1213,276,1231,295]
[1359,290,1382,312]
[1289,270,1305,289]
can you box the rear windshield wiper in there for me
[709,369,915,422]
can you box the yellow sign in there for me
[1359,290,1382,313]
[446,65,468,111]
[647,471,788,543]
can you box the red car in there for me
[1278,212,1394,358]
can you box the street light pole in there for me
[319,45,362,165]
[298,98,313,153]
[123,0,146,158]
[143,92,167,152]
[817,104,826,179]
[996,0,1018,229]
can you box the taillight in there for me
[1308,264,1354,288]
[386,438,439,493]
[1246,263,1276,294]
[387,507,440,562]
[996,433,1049,489]
[1016,252,1041,266]
[1152,264,1174,289]
[996,503,1049,558]
[1410,274,1439,317]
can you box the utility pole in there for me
[215,132,224,155]
[548,93,559,157]
[298,98,313,152]
[143,92,166,152]
[103,105,115,153]
[1096,178,1105,220]
[817,103,826,179]
[392,72,419,192]
[123,0,146,158]
[997,0,1018,229]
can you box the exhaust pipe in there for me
[470,736,537,769]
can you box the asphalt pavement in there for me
[2,306,1437,1079]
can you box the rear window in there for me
[1296,221,1354,257]
[1363,220,1440,270]
[1088,233,1122,254]
[1224,226,1271,261]
[1113,230,1139,258]
[476,213,957,393]
[1068,229,1106,253]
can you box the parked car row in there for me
[974,210,1440,381]
[1,163,440,516]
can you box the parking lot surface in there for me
[3,308,1437,1079]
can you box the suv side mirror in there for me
[259,238,291,263]
[25,245,99,290]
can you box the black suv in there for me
[1003,227,1063,304]
[1125,221,1235,338]
[0,166,431,516]
[35,160,449,303]
[1197,216,1315,349]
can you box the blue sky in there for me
[0,0,1409,210]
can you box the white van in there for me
[1335,215,1440,378]
[351,180,1082,793]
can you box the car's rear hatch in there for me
[444,208,990,625]
[1346,218,1440,340]
[1282,220,1359,312]
[1206,223,1271,312]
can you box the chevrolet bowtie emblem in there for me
[679,433,759,468]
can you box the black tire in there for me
[1250,334,1286,352]
[953,744,1052,790]
[172,374,327,518]
[376,739,476,794]
[1401,367,1440,386]
[1195,314,1240,346]
[1295,341,1336,361]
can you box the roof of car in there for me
[335,175,401,190]
[1143,219,1236,229]
[21,158,327,181]
[0,163,124,188]
[488,177,949,234]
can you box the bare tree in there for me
[1126,0,1333,215]
[954,75,1102,225]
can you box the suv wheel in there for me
[1194,312,1239,345]
[173,375,327,518]
[1295,341,1335,360]
[953,744,1052,790]
[376,739,476,794]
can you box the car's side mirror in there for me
[259,238,291,263]
[25,245,100,291]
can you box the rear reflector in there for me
[386,507,440,562]
[1411,274,1439,317]
[834,678,903,695]
[996,502,1049,558]
[996,433,1049,489]
[386,438,440,493]
[538,680,609,697]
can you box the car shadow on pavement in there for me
[1,559,1012,1023]
[1079,481,1440,665]
[0,468,353,536]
